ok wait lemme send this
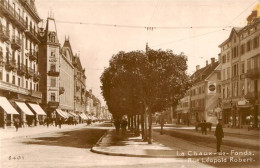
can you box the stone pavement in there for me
[91,129,217,158]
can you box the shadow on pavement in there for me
[22,127,106,149]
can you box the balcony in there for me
[24,26,40,43]
[29,49,37,61]
[246,68,260,79]
[30,90,42,99]
[11,36,22,50]
[48,101,59,109]
[25,67,34,79]
[17,64,26,76]
[0,0,26,30]
[59,87,65,95]
[5,58,17,72]
[48,70,59,77]
[0,25,10,42]
[33,72,40,82]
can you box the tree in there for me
[100,48,190,144]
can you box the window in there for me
[241,62,245,74]
[223,88,225,99]
[253,36,259,49]
[18,78,20,86]
[222,55,226,63]
[50,78,56,87]
[30,82,32,90]
[247,40,251,52]
[241,82,245,96]
[26,81,28,88]
[6,74,9,83]
[36,84,38,91]
[50,64,56,72]
[227,67,230,79]
[222,69,225,80]
[12,75,15,84]
[0,71,2,80]
[227,52,230,62]
[240,44,245,55]
[51,93,56,101]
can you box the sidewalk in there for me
[162,123,260,136]
[154,125,259,149]
[0,123,89,140]
[91,129,218,158]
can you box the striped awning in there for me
[0,97,19,114]
[15,102,34,116]
[28,103,46,115]
[56,109,68,118]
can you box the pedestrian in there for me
[46,117,49,128]
[14,117,20,132]
[187,119,190,127]
[58,117,62,128]
[215,119,224,152]
[114,119,121,135]
[201,120,207,135]
[121,119,128,136]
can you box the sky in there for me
[35,0,259,106]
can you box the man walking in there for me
[14,117,20,132]
[215,119,224,152]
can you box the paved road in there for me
[153,127,260,168]
[0,124,213,168]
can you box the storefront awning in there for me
[62,111,72,118]
[28,103,46,115]
[56,109,68,118]
[69,112,78,117]
[0,97,19,114]
[15,102,34,116]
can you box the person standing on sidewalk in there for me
[14,117,20,132]
[215,119,224,152]
[121,119,128,136]
[201,120,207,135]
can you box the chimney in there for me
[206,60,208,66]
[211,57,215,64]
[196,65,200,71]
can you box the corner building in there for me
[219,5,260,128]
[38,17,60,118]
[0,0,43,127]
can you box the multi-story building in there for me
[189,58,221,125]
[59,38,74,113]
[38,16,60,117]
[0,0,43,127]
[219,4,260,128]
[176,93,190,124]
[73,54,87,114]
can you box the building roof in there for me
[191,60,220,84]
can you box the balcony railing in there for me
[0,25,10,42]
[11,36,22,50]
[33,71,40,82]
[48,70,59,76]
[29,49,37,61]
[246,68,260,79]
[5,58,17,71]
[17,64,26,76]
[0,0,26,30]
[25,67,34,79]
[25,26,39,43]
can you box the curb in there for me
[90,130,226,158]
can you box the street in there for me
[0,123,259,168]
[0,123,211,168]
